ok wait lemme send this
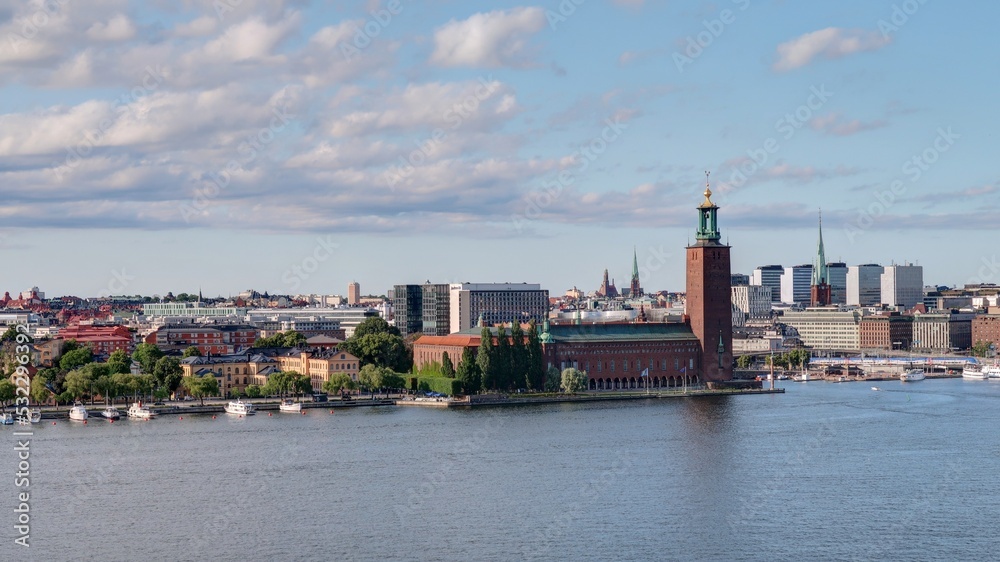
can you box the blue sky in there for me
[1,0,997,298]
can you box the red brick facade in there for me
[972,315,1000,347]
[58,324,133,355]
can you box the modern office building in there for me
[731,273,750,286]
[732,285,772,319]
[827,262,848,305]
[779,308,862,351]
[751,265,783,303]
[911,312,974,352]
[392,284,424,338]
[847,264,884,306]
[448,283,549,333]
[780,264,813,305]
[881,264,924,309]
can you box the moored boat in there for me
[29,409,41,424]
[127,402,156,420]
[983,365,1000,379]
[278,399,302,413]
[900,369,925,382]
[0,412,13,425]
[69,402,88,421]
[101,406,122,420]
[224,399,255,416]
[963,364,988,380]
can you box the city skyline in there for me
[1,1,997,296]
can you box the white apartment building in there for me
[847,264,884,306]
[448,283,549,333]
[881,264,924,309]
[779,308,862,351]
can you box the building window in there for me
[610,360,615,372]
[597,362,602,372]
[689,358,694,370]
[674,359,679,369]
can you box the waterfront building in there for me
[180,353,277,397]
[273,348,361,390]
[245,308,378,338]
[751,265,783,303]
[881,264,924,309]
[847,264,884,306]
[779,308,862,351]
[448,283,549,333]
[827,262,847,305]
[780,264,813,305]
[391,282,451,338]
[858,312,913,351]
[911,311,974,352]
[731,285,772,319]
[972,314,1000,350]
[685,179,733,382]
[347,282,361,305]
[144,324,259,355]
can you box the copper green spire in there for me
[695,171,721,242]
[812,210,827,285]
[632,246,639,278]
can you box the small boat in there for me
[900,369,925,382]
[776,374,791,380]
[793,371,811,382]
[278,399,302,413]
[29,409,41,424]
[224,399,255,416]
[127,402,156,420]
[0,412,14,425]
[101,406,121,420]
[871,386,880,391]
[963,364,988,380]
[984,365,1000,379]
[69,402,88,421]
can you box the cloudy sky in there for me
[1,0,997,298]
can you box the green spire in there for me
[695,171,720,242]
[812,210,828,285]
[632,246,639,278]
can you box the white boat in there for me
[278,399,302,413]
[900,369,925,382]
[29,409,41,424]
[101,406,121,420]
[0,412,13,425]
[127,402,156,419]
[224,399,255,416]
[793,371,811,382]
[963,364,988,380]
[984,365,1000,379]
[871,386,880,391]
[68,402,88,421]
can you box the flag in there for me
[641,368,648,377]
[680,366,686,373]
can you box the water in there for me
[4,379,1000,561]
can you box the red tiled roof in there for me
[413,335,480,347]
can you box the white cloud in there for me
[85,14,136,41]
[173,15,218,38]
[430,7,546,68]
[809,112,887,136]
[773,27,890,72]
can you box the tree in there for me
[290,372,313,396]
[358,364,383,393]
[183,346,203,358]
[477,327,494,391]
[61,339,80,354]
[343,331,411,372]
[107,349,132,375]
[31,371,54,405]
[352,316,400,339]
[132,343,164,374]
[152,356,182,388]
[0,379,15,410]
[545,366,561,392]
[736,355,753,369]
[972,341,991,358]
[526,320,545,391]
[182,375,220,406]
[245,384,262,398]
[510,322,527,389]
[111,372,137,401]
[495,326,511,390]
[323,373,357,395]
[560,368,587,393]
[60,347,93,372]
[64,368,95,401]
[440,351,455,378]
[456,346,481,395]
[0,326,29,343]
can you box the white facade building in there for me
[779,308,862,351]
[732,285,772,319]
[780,265,813,305]
[448,283,549,333]
[751,265,784,303]
[881,264,924,309]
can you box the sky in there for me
[1,0,998,298]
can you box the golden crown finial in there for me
[702,170,713,205]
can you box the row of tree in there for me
[444,321,546,393]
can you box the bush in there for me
[414,376,462,396]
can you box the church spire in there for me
[811,210,827,285]
[630,246,642,298]
[632,246,639,279]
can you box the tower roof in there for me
[811,210,828,285]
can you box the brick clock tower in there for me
[685,174,733,383]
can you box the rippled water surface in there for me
[4,379,1000,561]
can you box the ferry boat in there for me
[0,412,13,425]
[278,399,302,413]
[69,402,88,421]
[984,365,1000,379]
[101,406,122,420]
[224,399,255,416]
[962,364,988,380]
[127,402,156,420]
[900,369,926,382]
